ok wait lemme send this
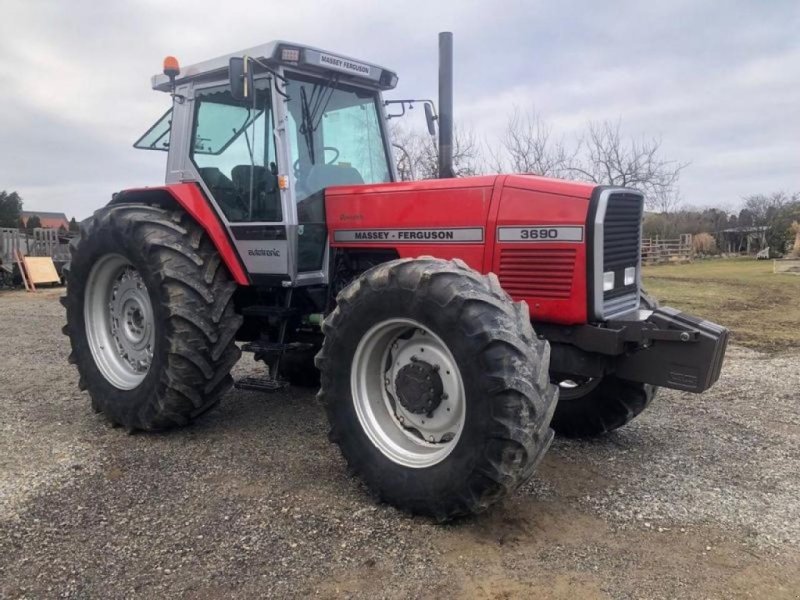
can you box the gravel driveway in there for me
[1,288,799,599]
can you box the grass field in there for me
[643,257,800,352]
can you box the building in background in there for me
[19,211,70,230]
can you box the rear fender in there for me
[109,183,249,285]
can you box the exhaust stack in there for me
[438,31,454,179]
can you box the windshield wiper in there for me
[298,74,340,164]
[299,86,316,164]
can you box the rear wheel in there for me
[316,258,557,520]
[62,204,242,430]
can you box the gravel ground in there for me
[1,288,799,599]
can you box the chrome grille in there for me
[597,191,643,318]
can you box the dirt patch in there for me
[1,288,799,599]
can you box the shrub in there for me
[693,232,717,255]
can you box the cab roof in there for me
[151,40,398,92]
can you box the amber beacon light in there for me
[163,56,180,80]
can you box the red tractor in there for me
[62,34,727,520]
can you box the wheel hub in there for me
[109,267,153,374]
[395,359,444,415]
[84,254,154,390]
[350,319,466,468]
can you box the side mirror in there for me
[229,57,253,101]
[424,103,437,137]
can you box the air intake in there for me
[498,247,577,299]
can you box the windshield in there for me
[284,73,391,204]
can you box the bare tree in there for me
[566,120,688,212]
[391,124,484,181]
[741,191,800,253]
[490,111,688,212]
[741,191,795,226]
[488,107,571,176]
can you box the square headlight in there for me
[624,266,636,286]
[603,271,615,291]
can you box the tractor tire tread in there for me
[316,257,556,520]
[61,204,241,430]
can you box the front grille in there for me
[602,192,643,317]
[498,247,576,299]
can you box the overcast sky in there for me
[1,0,797,219]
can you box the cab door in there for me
[169,77,293,283]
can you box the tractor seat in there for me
[198,167,248,221]
[231,164,277,193]
[231,165,280,222]
[231,165,281,221]
[303,164,364,198]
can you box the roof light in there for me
[162,56,180,79]
[281,47,300,62]
[379,70,399,88]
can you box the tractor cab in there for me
[135,41,399,286]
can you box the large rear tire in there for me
[316,258,557,520]
[62,204,242,430]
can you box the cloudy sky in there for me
[1,0,797,219]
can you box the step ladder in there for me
[234,293,307,392]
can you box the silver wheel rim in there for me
[557,377,601,400]
[350,318,466,469]
[84,254,154,390]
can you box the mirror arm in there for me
[384,99,437,119]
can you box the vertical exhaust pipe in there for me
[438,31,455,179]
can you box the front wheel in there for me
[550,375,657,437]
[62,204,242,430]
[550,291,660,437]
[316,258,557,520]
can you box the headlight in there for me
[624,266,636,286]
[603,271,615,291]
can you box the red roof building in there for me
[20,211,70,230]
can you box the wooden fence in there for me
[641,234,693,264]
[1,228,71,273]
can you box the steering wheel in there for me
[293,146,341,177]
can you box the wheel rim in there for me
[350,318,466,469]
[84,254,154,390]
[556,376,601,400]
